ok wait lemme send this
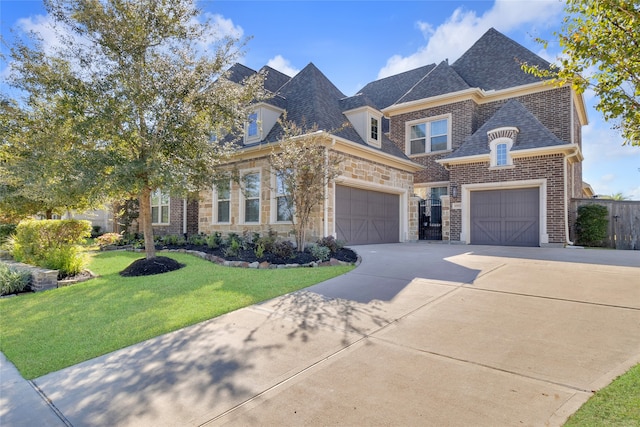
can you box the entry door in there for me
[470,188,539,246]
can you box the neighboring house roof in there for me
[357,64,436,109]
[451,27,551,91]
[396,60,470,104]
[445,99,568,159]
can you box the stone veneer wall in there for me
[448,153,567,244]
[199,149,415,243]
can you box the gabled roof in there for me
[451,27,551,91]
[357,64,436,110]
[225,63,256,85]
[225,63,291,94]
[259,65,291,93]
[445,99,567,159]
[247,63,409,160]
[397,61,470,104]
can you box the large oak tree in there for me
[3,0,265,259]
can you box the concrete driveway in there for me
[2,244,639,426]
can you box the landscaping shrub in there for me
[206,232,222,249]
[575,205,609,247]
[309,243,331,261]
[272,239,295,259]
[0,262,31,296]
[0,224,17,244]
[96,233,123,247]
[43,246,86,277]
[12,219,91,276]
[317,235,344,254]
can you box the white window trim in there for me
[151,189,170,225]
[405,113,452,156]
[212,180,231,224]
[489,137,515,169]
[270,171,294,224]
[245,110,262,144]
[240,169,261,224]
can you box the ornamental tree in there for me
[3,0,265,260]
[269,117,343,251]
[523,0,640,146]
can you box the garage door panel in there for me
[336,185,399,245]
[471,188,539,247]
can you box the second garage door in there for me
[335,185,399,245]
[470,188,539,247]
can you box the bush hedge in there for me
[12,219,92,276]
[575,205,609,247]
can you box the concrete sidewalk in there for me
[1,244,639,426]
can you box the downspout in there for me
[323,140,334,238]
[183,199,188,235]
[564,149,579,246]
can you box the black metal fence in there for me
[419,198,442,240]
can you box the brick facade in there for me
[153,197,199,237]
[447,154,567,243]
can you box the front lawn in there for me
[0,251,353,379]
[564,363,640,426]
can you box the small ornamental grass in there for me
[0,262,31,296]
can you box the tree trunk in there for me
[138,187,156,259]
[45,209,53,219]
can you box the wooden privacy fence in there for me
[570,199,640,250]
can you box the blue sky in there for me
[2,0,639,199]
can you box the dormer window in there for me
[496,143,508,166]
[370,117,379,141]
[247,112,258,138]
[488,126,518,168]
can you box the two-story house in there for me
[198,28,587,247]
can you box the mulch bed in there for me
[113,244,358,277]
[120,256,186,277]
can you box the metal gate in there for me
[419,198,442,240]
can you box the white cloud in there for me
[378,0,564,78]
[266,55,300,77]
[16,14,65,55]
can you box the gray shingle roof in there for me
[225,63,256,85]
[397,61,470,103]
[445,99,567,159]
[451,28,551,91]
[259,65,291,93]
[358,64,436,109]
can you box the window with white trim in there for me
[407,115,451,155]
[242,172,260,223]
[274,172,293,222]
[213,180,231,223]
[489,138,514,168]
[247,112,258,137]
[151,190,170,224]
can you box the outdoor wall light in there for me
[450,182,458,198]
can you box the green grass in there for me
[0,251,353,379]
[564,363,640,426]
